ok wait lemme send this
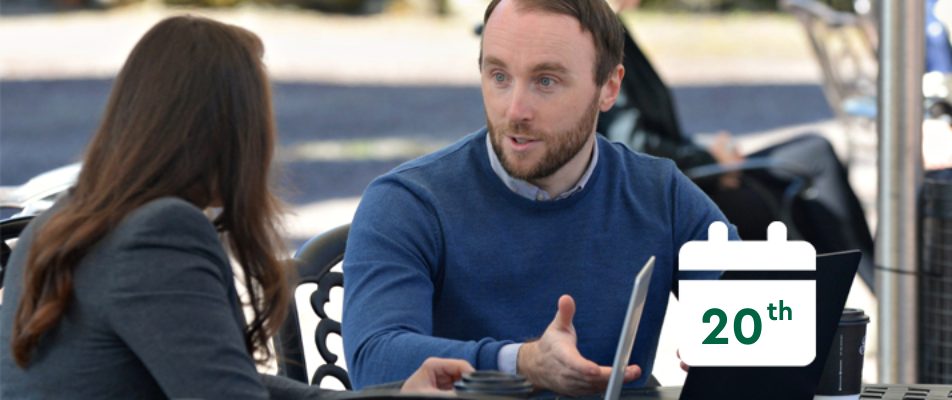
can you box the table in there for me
[343,384,952,400]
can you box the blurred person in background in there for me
[601,0,876,286]
[0,15,469,399]
[924,0,952,170]
[927,0,952,74]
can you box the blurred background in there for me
[1,0,950,390]
[0,0,875,242]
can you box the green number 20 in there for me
[702,308,762,345]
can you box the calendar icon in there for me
[678,221,816,367]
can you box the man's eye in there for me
[539,77,553,87]
[494,73,506,82]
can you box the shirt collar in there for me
[486,132,598,201]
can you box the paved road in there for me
[0,78,832,200]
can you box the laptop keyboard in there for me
[861,385,952,399]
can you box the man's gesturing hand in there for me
[517,295,641,396]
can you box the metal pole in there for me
[876,0,924,384]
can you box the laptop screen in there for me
[678,251,861,400]
[605,256,656,400]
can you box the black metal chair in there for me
[1,216,34,290]
[275,223,352,389]
[781,0,879,167]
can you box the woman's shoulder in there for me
[122,197,210,227]
[101,197,231,290]
[113,197,218,243]
[98,197,227,271]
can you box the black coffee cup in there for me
[815,308,870,399]
[453,371,533,398]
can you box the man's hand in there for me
[401,358,474,393]
[517,295,641,396]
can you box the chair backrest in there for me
[275,224,351,389]
[1,216,35,290]
[781,0,879,166]
[782,0,878,121]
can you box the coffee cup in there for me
[454,371,532,398]
[814,308,870,400]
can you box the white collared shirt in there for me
[485,133,599,201]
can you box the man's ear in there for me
[598,64,625,112]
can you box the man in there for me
[342,0,737,395]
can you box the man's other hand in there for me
[401,358,474,393]
[517,295,641,396]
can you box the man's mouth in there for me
[510,136,539,145]
[507,136,540,151]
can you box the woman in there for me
[0,15,469,399]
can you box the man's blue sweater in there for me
[342,129,736,389]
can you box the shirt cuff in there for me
[497,343,523,374]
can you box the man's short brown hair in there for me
[481,0,625,86]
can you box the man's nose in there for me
[506,82,534,123]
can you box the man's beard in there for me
[489,95,600,182]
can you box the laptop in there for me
[607,250,862,400]
[605,256,657,400]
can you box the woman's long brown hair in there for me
[11,15,289,367]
